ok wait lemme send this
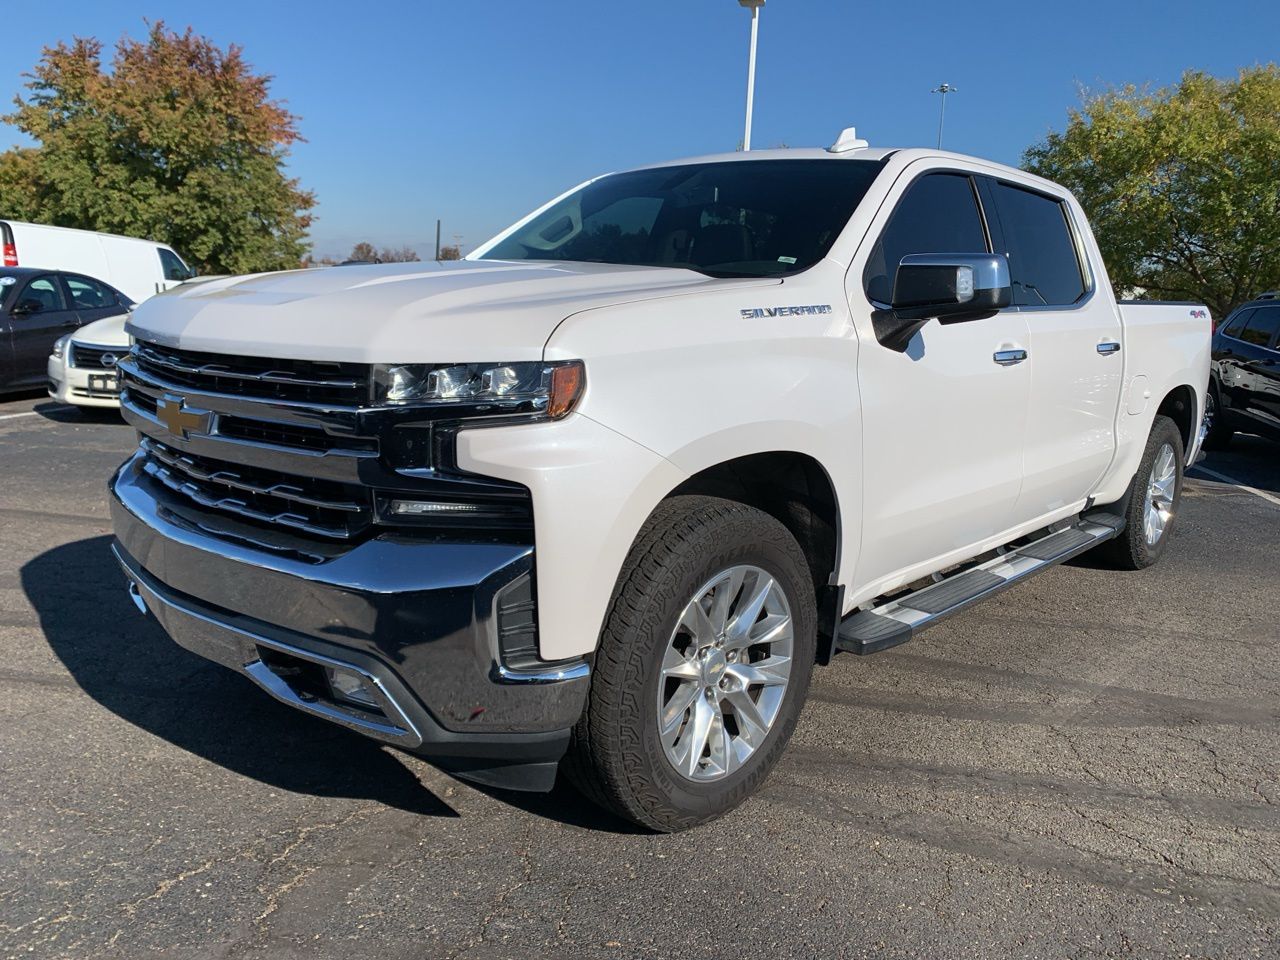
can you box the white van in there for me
[1,220,195,304]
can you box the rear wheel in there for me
[565,495,816,832]
[1092,415,1185,570]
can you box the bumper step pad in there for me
[836,517,1122,656]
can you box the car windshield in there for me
[477,159,885,278]
[0,272,21,309]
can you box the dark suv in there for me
[1204,292,1280,448]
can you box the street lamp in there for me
[739,0,764,151]
[932,82,957,149]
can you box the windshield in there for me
[478,159,885,278]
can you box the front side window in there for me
[479,159,885,278]
[993,183,1087,306]
[159,248,191,281]
[863,173,989,304]
[1239,305,1280,348]
[65,275,115,309]
[17,276,67,314]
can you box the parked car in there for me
[108,134,1211,831]
[1,220,195,304]
[47,310,134,409]
[1204,292,1280,448]
[0,268,132,396]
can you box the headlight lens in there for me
[373,360,585,419]
[52,335,71,360]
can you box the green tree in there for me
[1023,66,1280,318]
[0,22,315,275]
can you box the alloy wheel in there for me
[656,565,794,781]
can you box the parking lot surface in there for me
[1,393,1277,960]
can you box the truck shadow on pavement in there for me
[23,535,458,818]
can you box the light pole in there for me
[932,82,957,149]
[739,0,764,151]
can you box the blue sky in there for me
[5,1,1278,259]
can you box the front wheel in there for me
[1092,415,1185,570]
[564,495,816,832]
[1202,383,1234,450]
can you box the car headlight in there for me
[52,335,71,360]
[372,360,585,419]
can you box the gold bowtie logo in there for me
[156,395,212,440]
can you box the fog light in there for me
[389,499,484,516]
[325,667,380,709]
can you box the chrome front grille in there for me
[70,343,124,370]
[139,436,372,540]
[119,339,535,547]
[134,342,369,406]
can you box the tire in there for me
[1092,415,1185,570]
[564,495,816,832]
[1202,382,1234,450]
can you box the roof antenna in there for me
[828,126,869,153]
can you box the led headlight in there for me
[373,360,584,419]
[52,335,71,360]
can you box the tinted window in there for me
[864,173,988,304]
[65,275,116,309]
[17,276,67,313]
[1222,308,1255,338]
[159,248,191,281]
[993,183,1086,306]
[1239,306,1280,348]
[480,159,884,278]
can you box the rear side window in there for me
[1222,308,1254,338]
[65,274,116,309]
[1239,305,1280,348]
[992,183,1087,306]
[863,173,988,304]
[159,248,191,281]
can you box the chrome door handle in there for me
[993,349,1028,366]
[1097,341,1122,355]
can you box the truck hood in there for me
[125,259,777,363]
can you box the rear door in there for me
[8,274,80,388]
[983,178,1124,521]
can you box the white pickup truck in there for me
[109,133,1210,831]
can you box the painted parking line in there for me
[1190,465,1280,508]
[0,405,74,423]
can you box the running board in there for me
[836,516,1123,656]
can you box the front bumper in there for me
[48,353,123,408]
[110,454,590,788]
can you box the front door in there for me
[982,179,1125,520]
[9,274,80,389]
[851,169,1032,592]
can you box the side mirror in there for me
[11,298,43,316]
[874,253,1012,352]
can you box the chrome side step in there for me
[836,516,1123,656]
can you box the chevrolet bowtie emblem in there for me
[156,395,212,440]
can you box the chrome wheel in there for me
[1143,442,1177,546]
[656,564,794,782]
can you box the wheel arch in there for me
[1156,383,1198,453]
[665,450,844,665]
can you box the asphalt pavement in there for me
[1,392,1277,960]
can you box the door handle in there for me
[993,349,1028,366]
[1097,341,1122,355]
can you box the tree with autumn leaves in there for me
[0,22,314,275]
